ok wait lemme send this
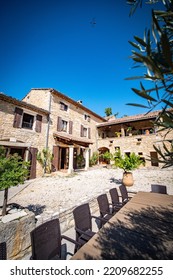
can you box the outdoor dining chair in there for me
[73,203,106,251]
[109,187,123,211]
[119,184,136,205]
[97,193,115,227]
[151,184,167,194]
[30,218,80,260]
[0,242,7,260]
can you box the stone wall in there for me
[0,210,35,260]
[0,99,48,177]
[97,131,173,167]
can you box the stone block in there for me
[0,209,36,260]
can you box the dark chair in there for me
[151,184,167,194]
[73,203,105,251]
[30,218,80,260]
[109,187,123,211]
[0,242,7,260]
[119,184,136,205]
[97,194,114,227]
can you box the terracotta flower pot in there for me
[122,171,134,187]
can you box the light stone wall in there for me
[97,130,173,167]
[23,89,103,156]
[0,100,48,177]
[22,89,51,111]
[0,210,35,260]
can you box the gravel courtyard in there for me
[4,166,173,221]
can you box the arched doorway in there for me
[98,147,110,164]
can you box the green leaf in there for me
[126,103,150,108]
[134,36,147,47]
[128,40,141,50]
[131,88,157,102]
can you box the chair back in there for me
[97,194,110,217]
[73,203,92,233]
[119,184,128,202]
[0,242,7,260]
[109,188,119,205]
[30,219,61,260]
[151,184,167,194]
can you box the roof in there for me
[28,88,106,122]
[96,109,168,128]
[53,132,93,147]
[0,92,49,115]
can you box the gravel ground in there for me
[5,166,173,218]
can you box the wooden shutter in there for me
[57,116,62,131]
[52,146,59,171]
[35,114,42,133]
[88,127,91,139]
[29,147,38,179]
[80,125,84,137]
[13,107,23,128]
[69,121,73,134]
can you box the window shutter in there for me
[88,127,91,139]
[29,147,38,179]
[69,121,73,134]
[52,146,59,171]
[35,114,42,133]
[13,107,23,128]
[80,124,84,137]
[57,116,62,131]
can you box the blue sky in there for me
[0,0,163,117]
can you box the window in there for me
[22,113,34,129]
[60,102,68,111]
[61,120,68,132]
[13,107,42,132]
[83,127,87,137]
[84,114,90,122]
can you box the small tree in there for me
[105,107,112,116]
[0,146,29,216]
[37,148,54,174]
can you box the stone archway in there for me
[98,147,110,164]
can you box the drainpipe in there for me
[44,90,52,174]
[45,90,52,149]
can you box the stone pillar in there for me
[25,149,29,161]
[121,126,125,137]
[68,146,74,174]
[85,148,90,171]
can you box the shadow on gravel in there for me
[109,177,122,184]
[26,204,46,215]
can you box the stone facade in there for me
[23,89,105,173]
[96,112,173,167]
[0,93,49,178]
[1,89,172,175]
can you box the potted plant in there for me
[127,126,133,136]
[114,151,143,186]
[115,132,121,138]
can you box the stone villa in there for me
[0,88,172,178]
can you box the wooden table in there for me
[71,191,173,260]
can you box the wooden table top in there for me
[71,191,173,260]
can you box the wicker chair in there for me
[119,184,136,205]
[30,218,80,260]
[73,203,105,251]
[151,184,167,194]
[97,194,114,227]
[0,242,7,260]
[109,187,123,211]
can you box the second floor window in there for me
[61,120,68,132]
[60,102,68,111]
